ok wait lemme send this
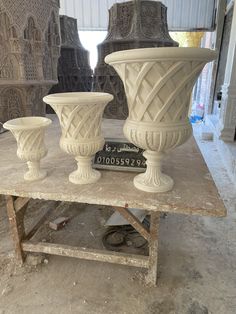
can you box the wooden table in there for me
[0,117,226,286]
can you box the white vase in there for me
[3,117,52,181]
[43,92,113,184]
[105,47,217,192]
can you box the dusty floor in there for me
[0,126,236,314]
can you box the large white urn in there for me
[3,117,52,181]
[43,92,113,184]
[105,48,217,192]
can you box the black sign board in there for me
[93,139,146,172]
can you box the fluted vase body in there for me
[3,117,51,181]
[43,92,113,184]
[105,48,217,192]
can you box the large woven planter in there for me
[105,47,217,192]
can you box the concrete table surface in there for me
[0,116,226,217]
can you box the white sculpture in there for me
[43,92,113,184]
[3,117,52,181]
[105,47,217,192]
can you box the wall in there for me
[59,0,216,31]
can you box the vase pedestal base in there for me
[69,156,101,185]
[134,151,174,193]
[134,172,173,193]
[24,162,47,181]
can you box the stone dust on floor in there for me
[0,126,236,314]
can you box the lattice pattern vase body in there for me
[3,117,52,181]
[43,92,113,184]
[105,47,217,192]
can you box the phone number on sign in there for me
[95,156,146,167]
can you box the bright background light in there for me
[79,31,107,69]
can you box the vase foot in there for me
[69,156,102,184]
[24,169,47,181]
[69,168,101,185]
[134,172,174,193]
[133,151,174,193]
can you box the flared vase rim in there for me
[105,47,218,64]
[43,92,114,105]
[3,116,52,131]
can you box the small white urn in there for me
[43,92,113,184]
[3,117,52,181]
[105,47,217,192]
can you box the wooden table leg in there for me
[5,195,29,265]
[114,205,150,241]
[114,206,161,286]
[145,212,160,287]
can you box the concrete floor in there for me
[0,125,236,314]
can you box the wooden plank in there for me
[6,195,26,264]
[114,205,150,241]
[145,212,160,287]
[25,205,57,240]
[49,216,70,231]
[14,197,30,212]
[24,202,61,240]
[22,241,149,268]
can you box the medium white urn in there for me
[105,48,217,192]
[43,92,113,184]
[3,117,52,181]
